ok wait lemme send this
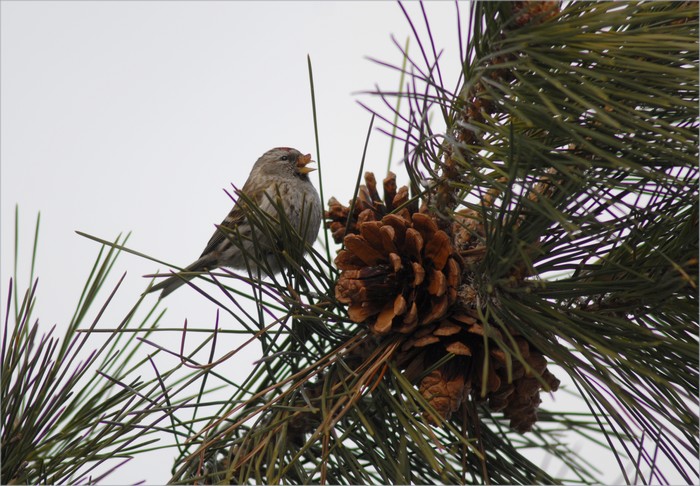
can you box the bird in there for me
[148,147,322,298]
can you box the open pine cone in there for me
[326,171,411,244]
[335,210,461,336]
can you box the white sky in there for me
[0,1,684,484]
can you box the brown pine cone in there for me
[335,211,461,335]
[325,172,410,244]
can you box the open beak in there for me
[296,153,316,174]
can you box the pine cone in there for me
[335,211,461,335]
[483,336,560,432]
[325,172,410,244]
[511,1,560,27]
[453,207,488,266]
[419,366,470,422]
[399,310,560,430]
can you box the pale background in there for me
[0,1,678,484]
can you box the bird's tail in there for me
[147,255,216,298]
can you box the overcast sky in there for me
[0,2,662,484]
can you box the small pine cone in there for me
[503,377,542,432]
[527,168,559,204]
[419,365,471,422]
[512,1,560,27]
[335,211,461,335]
[452,207,487,266]
[325,172,411,244]
[484,337,560,433]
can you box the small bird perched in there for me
[148,147,322,298]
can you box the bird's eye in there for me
[280,155,289,161]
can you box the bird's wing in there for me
[198,176,263,258]
[198,203,246,258]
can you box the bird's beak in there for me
[297,153,316,174]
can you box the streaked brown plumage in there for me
[148,147,322,298]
